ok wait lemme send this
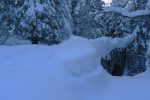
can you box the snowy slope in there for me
[0,36,150,100]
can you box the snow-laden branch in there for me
[91,26,139,57]
[104,0,150,18]
[104,6,150,18]
[121,25,139,45]
[111,25,139,49]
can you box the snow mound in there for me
[52,36,99,76]
[0,36,150,100]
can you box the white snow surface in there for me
[0,36,150,100]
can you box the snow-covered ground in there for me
[0,36,150,100]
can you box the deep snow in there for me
[0,36,150,100]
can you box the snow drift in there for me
[0,36,150,100]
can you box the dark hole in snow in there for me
[111,64,123,76]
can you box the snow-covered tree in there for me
[0,0,17,44]
[90,1,132,37]
[101,12,132,37]
[125,0,150,75]
[104,0,150,76]
[0,0,73,45]
[126,0,148,11]
[72,0,105,39]
[111,0,129,7]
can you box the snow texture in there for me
[0,36,150,100]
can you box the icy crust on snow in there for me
[0,36,150,100]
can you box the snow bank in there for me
[52,36,99,76]
[0,36,150,100]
